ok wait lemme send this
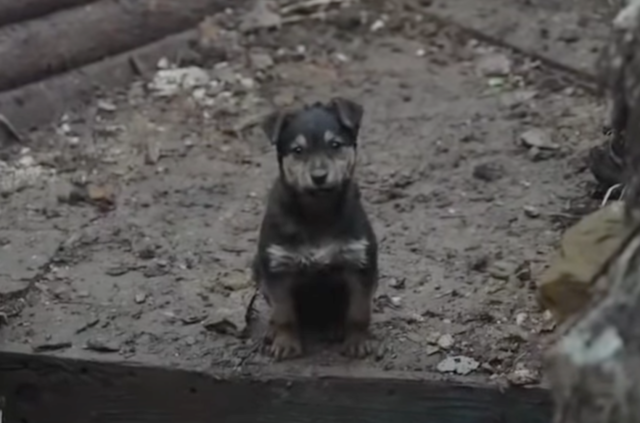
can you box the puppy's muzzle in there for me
[311,169,329,187]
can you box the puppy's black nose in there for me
[311,171,328,186]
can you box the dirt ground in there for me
[0,0,611,385]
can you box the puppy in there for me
[252,97,378,360]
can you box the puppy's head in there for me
[262,97,364,195]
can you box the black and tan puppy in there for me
[252,97,378,360]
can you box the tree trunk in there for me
[546,1,640,422]
[0,0,234,92]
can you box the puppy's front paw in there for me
[268,328,303,360]
[341,330,372,358]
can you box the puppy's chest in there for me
[265,235,370,273]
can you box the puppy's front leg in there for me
[264,276,303,360]
[342,271,375,358]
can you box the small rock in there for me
[488,261,515,280]
[105,265,131,277]
[220,270,252,291]
[149,67,211,97]
[87,184,116,211]
[437,356,480,375]
[203,317,242,337]
[508,363,538,385]
[523,206,540,218]
[145,139,161,165]
[426,345,440,356]
[476,53,512,77]
[437,334,454,349]
[85,339,120,353]
[515,312,527,326]
[558,27,579,44]
[370,19,385,32]
[134,293,147,304]
[97,100,117,112]
[180,313,207,325]
[240,0,282,32]
[472,162,505,182]
[388,277,405,289]
[519,128,559,150]
[17,155,35,168]
[249,52,274,70]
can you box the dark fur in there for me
[252,98,378,360]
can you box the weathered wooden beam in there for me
[546,1,640,422]
[0,0,235,93]
[0,0,101,27]
[0,351,551,423]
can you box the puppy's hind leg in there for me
[263,277,303,360]
[342,271,375,358]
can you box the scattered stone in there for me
[144,138,161,165]
[134,293,147,304]
[249,52,274,70]
[476,53,512,77]
[515,312,527,326]
[220,270,252,291]
[537,201,629,322]
[87,184,116,211]
[149,67,211,97]
[203,317,243,337]
[437,334,454,349]
[0,159,53,197]
[388,277,405,289]
[426,345,440,356]
[370,18,385,32]
[105,264,132,277]
[472,162,505,182]
[180,313,208,325]
[519,128,559,150]
[437,356,480,375]
[240,0,282,32]
[523,206,540,218]
[32,340,72,353]
[488,261,515,280]
[97,100,117,112]
[143,262,169,278]
[508,363,538,385]
[85,338,121,353]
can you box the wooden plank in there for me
[0,351,551,423]
[0,0,235,93]
[0,0,101,27]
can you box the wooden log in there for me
[0,29,201,136]
[0,0,235,93]
[0,351,551,423]
[546,2,640,421]
[0,0,100,27]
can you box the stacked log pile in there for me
[0,0,238,133]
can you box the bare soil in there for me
[0,0,610,385]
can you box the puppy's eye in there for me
[329,140,342,150]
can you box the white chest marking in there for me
[266,239,369,272]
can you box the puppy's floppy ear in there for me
[329,97,364,137]
[262,110,290,145]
